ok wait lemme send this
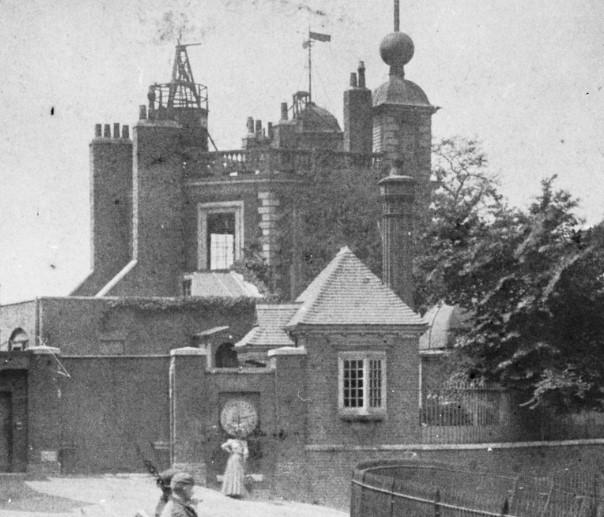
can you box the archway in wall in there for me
[8,328,29,351]
[214,342,238,368]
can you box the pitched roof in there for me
[235,304,299,349]
[287,246,424,327]
[187,272,262,298]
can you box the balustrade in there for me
[182,148,384,179]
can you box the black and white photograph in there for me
[1,1,603,515]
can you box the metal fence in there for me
[351,460,604,517]
[420,385,604,444]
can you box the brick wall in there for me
[37,297,255,356]
[300,331,420,446]
[59,356,170,473]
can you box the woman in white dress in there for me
[220,435,249,498]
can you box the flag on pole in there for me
[309,31,331,42]
[303,31,331,48]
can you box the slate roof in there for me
[287,246,424,327]
[235,304,299,349]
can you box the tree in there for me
[414,137,511,312]
[428,175,604,411]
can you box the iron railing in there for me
[351,460,604,517]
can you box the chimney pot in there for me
[103,124,111,138]
[94,124,102,138]
[247,116,254,134]
[255,120,262,134]
[122,125,130,139]
[358,61,366,88]
[139,105,147,120]
[350,72,358,88]
[280,102,288,121]
[113,123,120,138]
[267,122,273,139]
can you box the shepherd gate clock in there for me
[220,398,258,437]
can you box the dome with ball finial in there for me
[373,4,434,109]
[379,31,415,72]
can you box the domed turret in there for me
[271,91,343,150]
[373,31,432,108]
[296,102,341,133]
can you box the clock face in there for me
[220,398,258,437]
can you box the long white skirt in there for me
[221,453,246,497]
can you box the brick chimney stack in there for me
[343,61,372,154]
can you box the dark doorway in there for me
[0,393,12,471]
[214,343,238,368]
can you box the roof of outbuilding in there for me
[419,303,472,351]
[287,246,424,327]
[187,272,262,298]
[235,304,299,349]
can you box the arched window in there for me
[214,342,238,368]
[8,328,29,351]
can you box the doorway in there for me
[0,392,11,471]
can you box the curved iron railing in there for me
[351,460,604,517]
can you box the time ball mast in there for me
[146,42,209,149]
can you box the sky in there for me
[0,0,603,304]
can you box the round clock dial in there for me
[220,398,258,437]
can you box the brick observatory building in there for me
[0,14,441,507]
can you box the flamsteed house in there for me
[0,22,461,505]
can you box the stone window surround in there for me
[197,201,244,271]
[337,350,387,420]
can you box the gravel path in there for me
[0,474,346,517]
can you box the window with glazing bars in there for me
[341,355,385,411]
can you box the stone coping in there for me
[267,346,307,357]
[305,438,604,452]
[170,346,207,356]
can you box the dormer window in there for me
[197,201,244,271]
[338,351,386,419]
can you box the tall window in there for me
[338,351,386,418]
[197,201,243,271]
[207,213,235,270]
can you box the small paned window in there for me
[339,352,386,419]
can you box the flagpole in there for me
[308,28,312,102]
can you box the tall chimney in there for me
[358,61,366,88]
[343,63,372,153]
[378,167,416,308]
[280,102,288,120]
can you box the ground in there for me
[0,474,347,517]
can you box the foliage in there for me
[106,296,255,313]
[414,137,511,312]
[281,160,383,289]
[423,169,604,411]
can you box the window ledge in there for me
[339,410,386,422]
